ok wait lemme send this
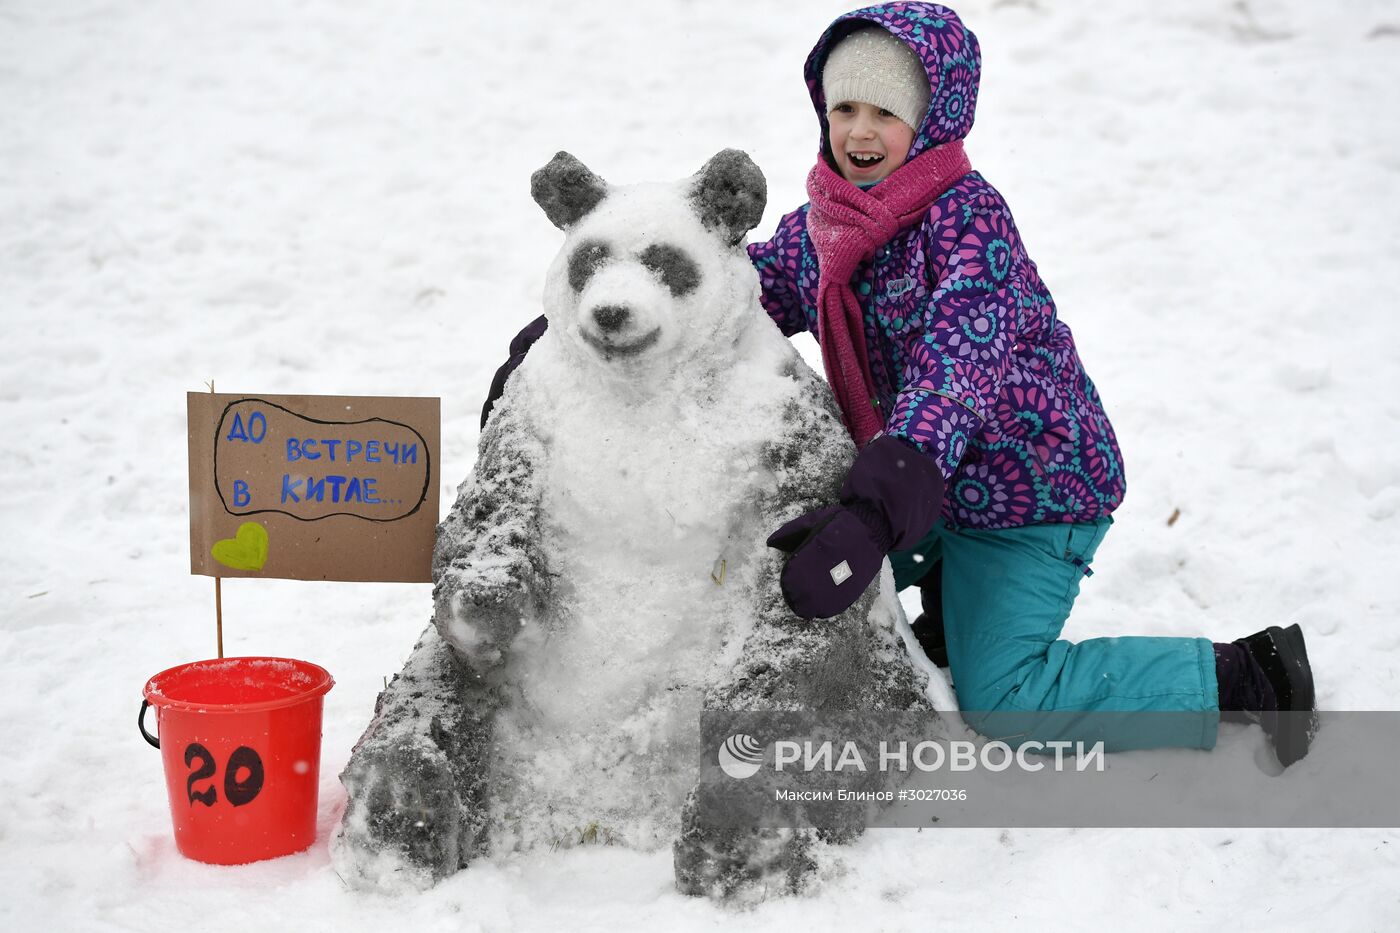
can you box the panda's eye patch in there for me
[638,244,700,297]
[568,241,611,292]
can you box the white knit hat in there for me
[821,26,931,130]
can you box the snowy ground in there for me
[3,0,1399,929]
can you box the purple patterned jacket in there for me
[749,2,1125,530]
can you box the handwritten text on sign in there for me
[214,399,429,522]
[188,393,440,583]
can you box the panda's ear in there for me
[531,152,609,230]
[688,149,767,247]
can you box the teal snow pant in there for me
[889,518,1220,752]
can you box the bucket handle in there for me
[138,699,160,749]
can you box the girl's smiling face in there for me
[827,100,915,184]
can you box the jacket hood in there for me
[805,3,981,164]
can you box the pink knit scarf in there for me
[805,141,972,447]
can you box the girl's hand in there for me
[767,504,886,619]
[481,315,549,429]
[767,434,945,619]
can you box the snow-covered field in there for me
[3,0,1398,929]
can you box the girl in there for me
[483,3,1317,766]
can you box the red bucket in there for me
[139,657,334,865]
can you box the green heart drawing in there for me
[211,522,270,572]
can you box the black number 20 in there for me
[184,743,266,808]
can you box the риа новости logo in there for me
[718,734,765,779]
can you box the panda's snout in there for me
[592,305,631,333]
[580,300,662,359]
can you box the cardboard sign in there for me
[188,393,440,582]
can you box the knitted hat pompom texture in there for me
[820,26,932,131]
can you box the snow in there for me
[2,0,1398,929]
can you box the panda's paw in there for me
[334,739,470,891]
[673,819,818,903]
[433,586,523,676]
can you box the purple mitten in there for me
[767,435,945,620]
[480,314,550,429]
[767,506,885,619]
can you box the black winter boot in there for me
[1219,623,1318,767]
[909,560,948,668]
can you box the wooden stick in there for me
[216,576,224,658]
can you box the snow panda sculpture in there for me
[332,149,931,899]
